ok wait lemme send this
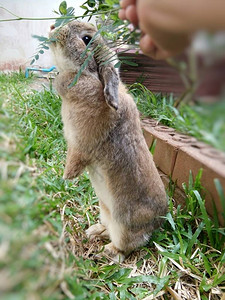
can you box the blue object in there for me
[25,66,56,78]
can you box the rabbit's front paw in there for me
[63,148,88,180]
[103,242,125,263]
[63,167,80,180]
[86,223,110,241]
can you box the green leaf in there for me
[220,251,225,263]
[214,178,225,221]
[80,5,88,10]
[195,168,203,187]
[54,18,65,28]
[213,273,225,286]
[59,1,67,15]
[107,268,131,282]
[188,170,193,190]
[32,35,48,42]
[53,10,59,15]
[114,61,121,69]
[200,252,212,277]
[149,139,157,155]
[165,212,176,230]
[69,52,94,87]
[122,60,138,66]
[201,295,209,300]
[200,275,213,292]
[154,276,170,295]
[30,59,35,65]
[109,293,117,300]
[186,221,204,255]
[42,45,49,50]
[193,190,214,246]
[85,0,96,8]
[66,7,75,16]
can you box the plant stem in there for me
[0,6,119,23]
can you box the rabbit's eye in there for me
[82,35,92,46]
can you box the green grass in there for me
[131,83,225,152]
[0,72,224,299]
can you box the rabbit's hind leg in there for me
[103,242,126,263]
[99,200,111,229]
[101,220,127,263]
[86,200,110,241]
[103,221,150,263]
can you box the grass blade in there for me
[214,178,225,222]
[187,221,204,255]
[193,190,214,246]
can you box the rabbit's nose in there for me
[50,24,55,31]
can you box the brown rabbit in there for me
[49,20,167,262]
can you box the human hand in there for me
[119,0,190,60]
[119,0,138,26]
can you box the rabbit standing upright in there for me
[49,20,167,262]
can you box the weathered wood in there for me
[119,51,225,98]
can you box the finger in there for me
[118,9,126,20]
[152,49,172,60]
[140,34,172,60]
[140,34,155,53]
[142,46,172,60]
[120,0,136,9]
[125,4,138,25]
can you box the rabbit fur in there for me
[49,20,167,262]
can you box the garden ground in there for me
[0,72,224,300]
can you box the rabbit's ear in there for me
[98,65,119,110]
